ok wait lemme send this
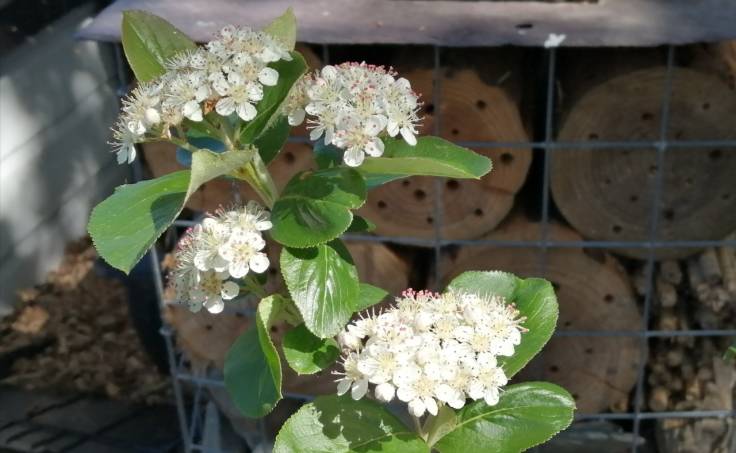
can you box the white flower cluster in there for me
[286,62,423,167]
[112,25,292,164]
[335,289,526,418]
[172,202,272,314]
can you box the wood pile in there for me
[0,238,171,405]
[635,248,736,452]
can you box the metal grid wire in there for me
[110,42,736,453]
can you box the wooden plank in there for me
[78,0,736,47]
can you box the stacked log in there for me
[439,216,642,413]
[551,50,736,260]
[360,48,532,241]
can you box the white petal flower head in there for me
[335,288,526,415]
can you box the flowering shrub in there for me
[87,9,575,452]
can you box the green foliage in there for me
[240,52,307,144]
[433,382,575,453]
[88,171,189,273]
[262,7,297,50]
[346,216,376,233]
[356,283,388,311]
[446,271,558,378]
[224,295,288,418]
[280,240,359,338]
[271,168,367,248]
[88,148,254,273]
[359,137,492,180]
[282,324,340,375]
[121,10,196,82]
[255,116,291,164]
[273,395,430,453]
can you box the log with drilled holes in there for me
[438,216,642,413]
[359,51,532,241]
[551,63,736,260]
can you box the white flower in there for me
[296,62,422,167]
[110,119,140,164]
[171,202,272,314]
[335,288,526,415]
[164,72,210,121]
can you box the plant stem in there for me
[411,414,427,440]
[238,151,279,208]
[168,136,199,153]
[243,276,267,298]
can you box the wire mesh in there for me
[109,39,736,453]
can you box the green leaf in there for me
[88,148,254,273]
[188,147,255,198]
[240,52,307,144]
[424,406,458,447]
[434,382,575,453]
[121,10,196,82]
[356,283,388,311]
[88,171,189,273]
[280,240,359,338]
[255,116,291,165]
[446,271,558,378]
[346,216,376,233]
[282,324,340,375]
[273,395,429,453]
[271,168,367,248]
[724,341,736,361]
[224,295,288,418]
[359,137,492,180]
[262,7,297,50]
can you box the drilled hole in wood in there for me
[235,312,245,318]
[516,23,533,30]
[572,393,580,400]
[641,112,654,121]
[685,177,694,186]
[474,208,484,217]
[424,103,435,115]
[702,102,711,110]
[723,193,732,201]
[402,180,411,188]
[446,179,460,191]
[414,189,426,201]
[603,177,612,185]
[629,195,639,203]
[612,225,622,234]
[451,128,460,136]
[549,365,559,373]
[674,130,685,140]
[500,153,514,165]
[269,268,278,275]
[710,149,723,161]
[585,348,594,354]
[377,200,387,209]
[663,208,675,221]
[205,324,213,331]
[551,281,561,291]
[604,294,614,303]
[588,133,599,140]
[284,151,295,164]
[426,216,434,224]
[564,321,572,327]
[270,326,279,333]
[476,100,487,110]
[649,165,658,175]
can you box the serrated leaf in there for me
[88,148,254,273]
[255,116,291,165]
[283,324,340,375]
[274,395,429,453]
[240,52,307,144]
[356,283,388,311]
[280,240,359,338]
[88,171,190,273]
[446,271,558,378]
[359,136,492,180]
[224,295,288,418]
[434,382,575,453]
[121,10,196,82]
[262,7,297,50]
[271,168,367,248]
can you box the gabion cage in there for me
[81,1,736,452]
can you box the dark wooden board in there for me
[78,0,736,47]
